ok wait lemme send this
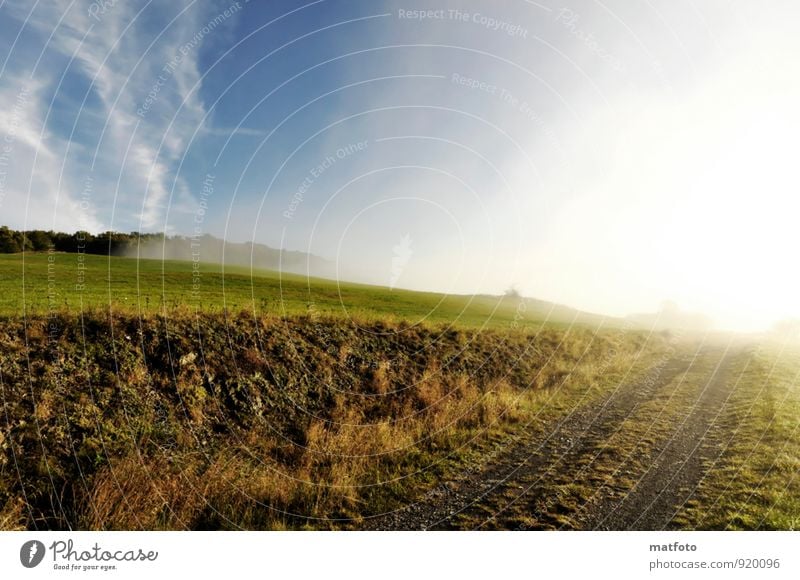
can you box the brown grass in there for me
[0,309,657,529]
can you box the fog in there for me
[300,0,800,332]
[2,0,798,332]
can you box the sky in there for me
[0,0,799,331]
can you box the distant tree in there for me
[0,226,22,253]
[24,230,53,251]
[50,231,74,252]
[0,227,322,274]
[72,231,94,253]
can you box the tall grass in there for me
[0,309,655,529]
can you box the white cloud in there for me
[1,0,236,232]
[0,74,104,231]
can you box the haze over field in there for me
[1,0,799,330]
[3,0,800,538]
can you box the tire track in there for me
[366,346,731,530]
[579,346,739,530]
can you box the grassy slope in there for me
[0,309,661,530]
[0,252,615,330]
[0,252,665,530]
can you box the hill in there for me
[0,250,663,530]
[0,252,619,330]
[0,225,330,276]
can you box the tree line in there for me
[0,225,332,276]
[0,225,168,255]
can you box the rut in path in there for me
[366,344,741,530]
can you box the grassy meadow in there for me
[0,251,666,530]
[0,251,613,330]
[5,250,795,531]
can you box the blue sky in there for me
[1,0,799,330]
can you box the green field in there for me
[0,251,656,530]
[0,252,614,330]
[4,250,796,531]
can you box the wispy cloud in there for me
[200,124,268,138]
[1,0,242,232]
[0,72,105,232]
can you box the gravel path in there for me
[365,344,742,530]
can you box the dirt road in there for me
[366,343,744,530]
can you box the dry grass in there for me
[79,372,532,529]
[0,309,657,529]
[677,344,800,530]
